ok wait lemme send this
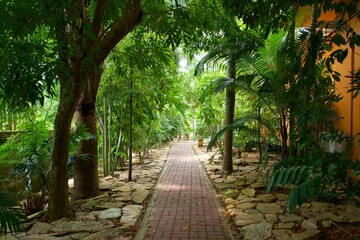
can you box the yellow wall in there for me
[300,2,360,159]
[333,23,360,160]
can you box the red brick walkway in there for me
[140,142,232,240]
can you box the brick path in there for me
[138,142,232,240]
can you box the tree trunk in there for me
[73,73,101,200]
[47,82,81,221]
[223,59,236,174]
[103,97,108,176]
[128,70,133,181]
[47,0,142,221]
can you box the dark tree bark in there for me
[223,59,236,174]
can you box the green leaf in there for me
[306,180,314,199]
[332,74,340,82]
[295,167,306,185]
[327,163,336,175]
[323,42,331,51]
[0,191,26,235]
[266,170,279,192]
[288,167,298,184]
[281,168,293,186]
[332,33,346,46]
[275,169,285,187]
[288,187,299,214]
[297,184,307,207]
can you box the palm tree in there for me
[195,31,262,174]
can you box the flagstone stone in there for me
[131,189,150,204]
[52,220,114,234]
[241,220,272,240]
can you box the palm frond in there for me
[210,77,234,93]
[207,119,258,150]
[0,191,26,236]
[194,50,226,76]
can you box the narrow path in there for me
[136,141,232,240]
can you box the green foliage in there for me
[0,120,92,192]
[267,132,360,213]
[347,69,360,98]
[0,190,26,236]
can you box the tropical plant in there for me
[0,190,26,236]
[267,131,360,213]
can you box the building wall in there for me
[300,2,360,159]
[329,6,360,159]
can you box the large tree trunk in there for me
[73,72,101,200]
[47,81,81,221]
[223,59,236,174]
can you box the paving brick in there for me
[141,142,232,240]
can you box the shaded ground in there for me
[2,144,172,240]
[193,141,360,240]
[3,140,359,240]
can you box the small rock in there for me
[241,188,256,197]
[258,194,277,203]
[278,214,303,223]
[237,202,256,210]
[264,213,277,223]
[301,219,318,230]
[277,222,295,229]
[241,220,272,240]
[95,202,126,209]
[210,175,222,180]
[131,189,150,204]
[321,220,332,228]
[99,181,112,190]
[53,221,114,234]
[76,212,96,221]
[250,181,266,189]
[256,203,282,214]
[27,222,54,235]
[290,230,321,240]
[117,186,132,192]
[103,175,113,181]
[235,212,264,227]
[98,208,122,220]
[120,205,143,230]
[68,232,91,239]
[213,178,224,183]
[224,176,237,184]
[237,196,260,204]
[222,189,239,199]
[272,229,292,240]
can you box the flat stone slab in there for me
[241,220,272,240]
[120,205,143,230]
[235,212,264,227]
[98,208,122,220]
[27,222,54,235]
[52,220,114,234]
[290,230,321,240]
[256,203,282,214]
[131,189,150,204]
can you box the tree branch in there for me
[93,0,143,65]
[91,0,108,37]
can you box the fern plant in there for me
[0,190,26,236]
